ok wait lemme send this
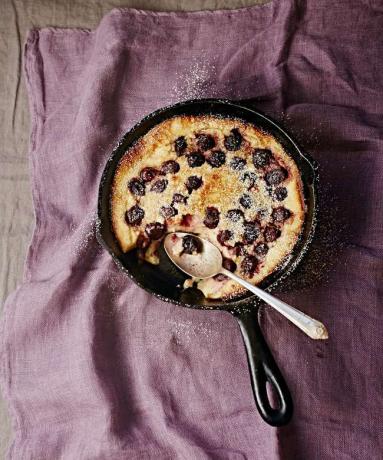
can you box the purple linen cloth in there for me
[1,0,383,458]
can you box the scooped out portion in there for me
[110,115,305,299]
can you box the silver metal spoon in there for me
[164,232,328,340]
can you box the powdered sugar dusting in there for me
[71,211,99,257]
[168,318,219,345]
[100,267,128,316]
[170,56,219,102]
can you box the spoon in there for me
[164,232,328,340]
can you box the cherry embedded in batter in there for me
[174,136,187,155]
[264,225,281,242]
[160,205,178,219]
[128,177,146,196]
[265,167,288,186]
[172,193,188,204]
[185,176,203,193]
[234,242,247,256]
[125,205,145,226]
[150,179,168,193]
[224,128,242,151]
[204,207,220,229]
[239,194,253,209]
[252,149,273,168]
[230,156,246,171]
[180,213,193,227]
[240,255,258,277]
[182,234,203,255]
[217,230,233,245]
[187,152,205,168]
[257,208,269,220]
[206,150,226,168]
[161,160,180,175]
[255,242,269,256]
[214,273,228,282]
[140,167,158,183]
[222,257,237,272]
[243,221,261,244]
[274,186,288,201]
[227,209,244,222]
[272,206,292,223]
[241,171,257,189]
[145,222,166,240]
[196,133,215,151]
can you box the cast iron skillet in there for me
[96,99,317,427]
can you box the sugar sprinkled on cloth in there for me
[170,56,218,101]
[70,211,98,257]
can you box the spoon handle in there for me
[222,269,328,340]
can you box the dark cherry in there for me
[174,136,187,155]
[227,209,244,222]
[239,194,252,209]
[172,193,188,204]
[234,242,247,256]
[160,205,178,219]
[140,167,158,183]
[187,152,205,168]
[196,133,215,151]
[182,235,203,255]
[125,205,144,226]
[240,171,257,189]
[243,221,261,244]
[252,149,273,168]
[150,179,168,193]
[274,186,288,201]
[203,207,220,229]
[128,178,145,196]
[185,176,203,193]
[265,167,288,186]
[206,150,226,168]
[240,255,258,277]
[180,213,193,227]
[145,222,166,240]
[222,258,237,272]
[224,128,243,151]
[272,206,292,223]
[161,160,180,175]
[255,242,269,256]
[264,225,281,242]
[217,230,233,245]
[230,157,246,171]
[214,273,228,282]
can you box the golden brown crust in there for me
[111,115,305,299]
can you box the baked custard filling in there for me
[110,115,305,299]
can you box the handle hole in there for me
[266,381,281,410]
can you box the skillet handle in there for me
[232,308,293,426]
